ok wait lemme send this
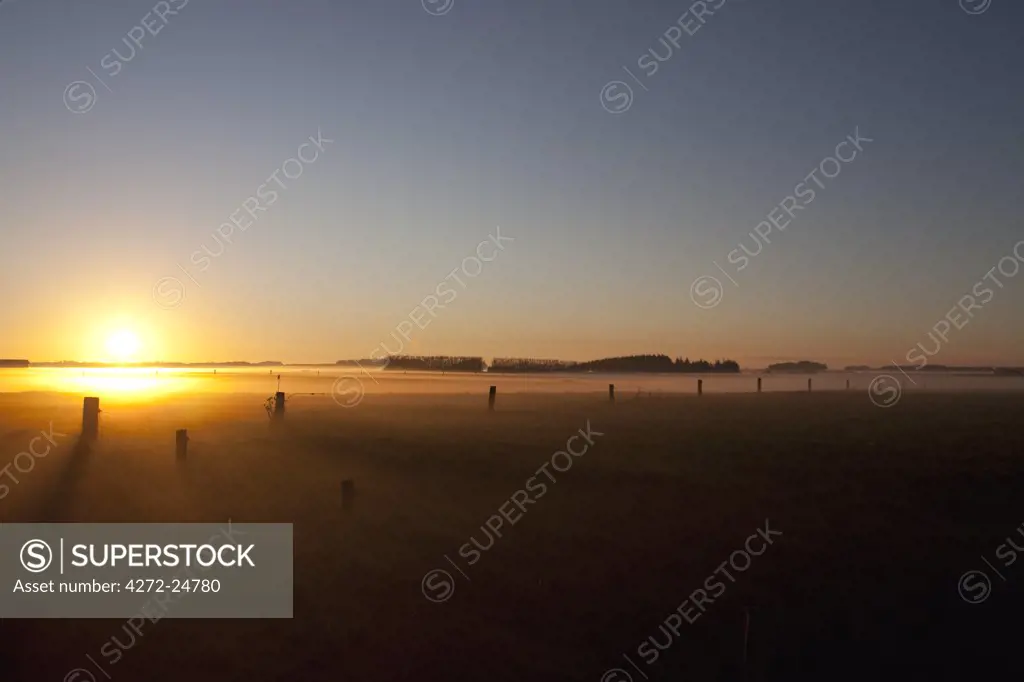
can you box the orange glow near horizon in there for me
[20,368,200,401]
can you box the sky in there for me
[1,0,1022,368]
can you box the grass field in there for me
[2,389,1023,681]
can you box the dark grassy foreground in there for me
[1,390,1023,681]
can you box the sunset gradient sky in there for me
[1,0,1022,367]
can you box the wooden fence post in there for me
[176,430,188,460]
[82,397,100,439]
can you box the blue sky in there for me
[1,0,1022,366]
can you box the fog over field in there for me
[2,388,1023,680]
[3,367,1024,403]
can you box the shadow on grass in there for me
[37,434,94,521]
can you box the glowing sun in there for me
[106,330,141,363]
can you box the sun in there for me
[106,330,141,363]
